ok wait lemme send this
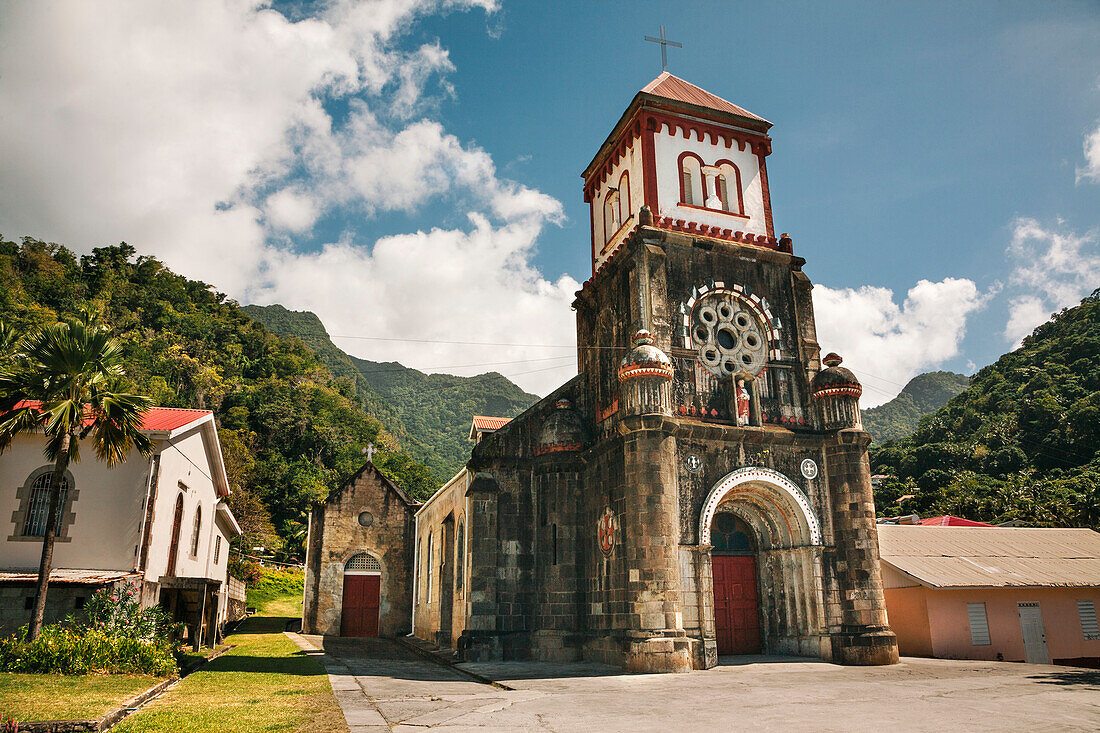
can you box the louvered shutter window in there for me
[718,176,730,212]
[1078,600,1099,640]
[967,602,991,645]
[682,169,694,205]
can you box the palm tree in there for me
[0,311,153,640]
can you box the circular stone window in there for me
[690,293,767,377]
[357,511,374,527]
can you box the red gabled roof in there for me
[920,515,995,527]
[471,416,510,432]
[641,72,769,124]
[14,401,211,433]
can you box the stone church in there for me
[309,72,900,673]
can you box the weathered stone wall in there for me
[302,463,415,637]
[413,471,468,646]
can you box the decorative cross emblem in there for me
[644,25,682,72]
[364,442,377,462]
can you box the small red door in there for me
[341,574,380,637]
[713,555,761,655]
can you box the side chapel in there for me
[338,72,902,673]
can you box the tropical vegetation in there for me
[0,583,177,676]
[0,237,438,560]
[0,310,153,639]
[861,371,970,443]
[245,303,539,480]
[871,290,1100,529]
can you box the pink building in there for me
[878,526,1100,667]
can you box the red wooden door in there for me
[713,555,761,655]
[341,574,380,637]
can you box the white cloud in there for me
[1076,122,1100,184]
[813,278,987,407]
[265,189,321,233]
[0,0,582,395]
[1002,217,1100,347]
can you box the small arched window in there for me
[455,519,465,592]
[190,505,202,556]
[679,153,704,206]
[617,171,631,223]
[604,191,620,242]
[22,472,70,537]
[714,160,745,215]
[345,553,381,573]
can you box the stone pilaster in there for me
[458,472,501,661]
[617,414,693,672]
[823,429,898,665]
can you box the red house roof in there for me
[641,72,769,124]
[920,515,995,527]
[13,401,212,434]
[471,416,510,432]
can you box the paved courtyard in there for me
[290,634,1100,732]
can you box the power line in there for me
[355,355,575,375]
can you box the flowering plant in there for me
[82,582,179,642]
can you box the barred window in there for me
[213,535,222,565]
[345,553,382,572]
[23,473,69,537]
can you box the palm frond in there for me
[90,390,154,465]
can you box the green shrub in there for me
[0,583,180,676]
[0,625,176,676]
[246,566,304,610]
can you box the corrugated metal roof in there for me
[0,568,140,585]
[471,416,511,431]
[641,72,769,123]
[878,526,1100,589]
[14,400,211,433]
[919,515,994,527]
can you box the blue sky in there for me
[1,1,1097,403]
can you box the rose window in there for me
[691,294,768,377]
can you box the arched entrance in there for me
[341,553,382,637]
[699,468,827,659]
[711,513,760,654]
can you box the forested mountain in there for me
[862,371,970,443]
[0,237,438,556]
[351,356,538,479]
[871,290,1100,529]
[243,304,539,480]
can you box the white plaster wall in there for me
[652,126,768,238]
[592,135,643,271]
[143,427,222,582]
[0,434,149,570]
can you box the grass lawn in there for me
[112,581,346,733]
[0,672,161,721]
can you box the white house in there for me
[0,405,243,644]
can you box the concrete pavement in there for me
[288,633,1100,732]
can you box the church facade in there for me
[414,72,898,672]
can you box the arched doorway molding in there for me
[699,467,821,549]
[341,550,384,637]
[694,467,827,664]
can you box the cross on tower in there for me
[644,25,682,72]
[364,442,377,463]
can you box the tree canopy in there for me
[0,237,438,556]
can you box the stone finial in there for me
[639,205,654,226]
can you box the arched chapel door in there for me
[166,493,184,577]
[711,512,761,655]
[341,553,381,637]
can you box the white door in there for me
[1017,602,1050,664]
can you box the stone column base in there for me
[622,632,695,673]
[831,626,899,666]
